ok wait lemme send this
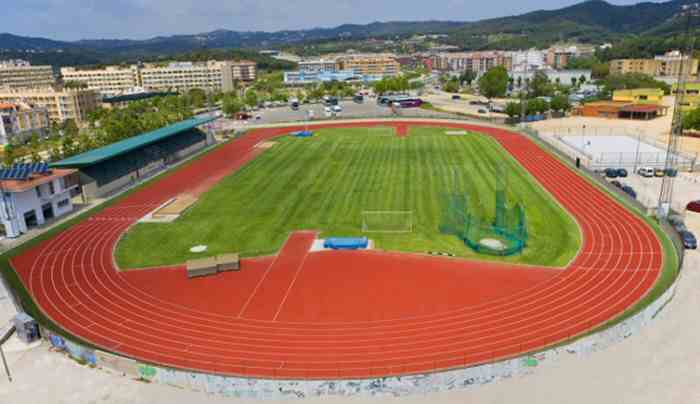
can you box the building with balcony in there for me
[610,51,699,79]
[431,52,513,74]
[0,102,51,145]
[0,87,99,125]
[0,60,56,89]
[336,55,401,77]
[60,66,141,97]
[139,60,256,93]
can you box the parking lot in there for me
[208,98,459,132]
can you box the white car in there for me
[332,105,342,113]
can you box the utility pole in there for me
[658,3,699,219]
[520,54,529,129]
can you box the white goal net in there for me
[361,211,414,233]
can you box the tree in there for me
[530,70,552,98]
[2,144,17,166]
[186,88,207,108]
[550,95,572,113]
[443,78,460,93]
[28,134,42,163]
[222,95,244,116]
[570,77,578,87]
[505,102,521,119]
[592,62,610,79]
[244,90,259,108]
[579,75,588,85]
[478,66,509,99]
[683,107,700,131]
[459,70,477,86]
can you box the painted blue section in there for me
[291,131,314,138]
[324,237,369,250]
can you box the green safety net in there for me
[440,191,528,256]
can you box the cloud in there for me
[1,0,662,41]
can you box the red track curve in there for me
[10,121,664,379]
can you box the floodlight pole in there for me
[657,3,699,219]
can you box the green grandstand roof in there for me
[50,116,216,168]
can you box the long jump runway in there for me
[9,121,663,379]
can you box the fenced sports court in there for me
[552,126,697,171]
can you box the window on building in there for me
[49,181,55,195]
[57,199,70,208]
[36,187,42,198]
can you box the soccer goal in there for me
[361,210,414,233]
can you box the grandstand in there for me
[50,117,216,199]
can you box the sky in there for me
[2,0,666,41]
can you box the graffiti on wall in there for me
[40,277,678,399]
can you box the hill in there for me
[1,0,698,66]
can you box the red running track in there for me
[10,121,664,379]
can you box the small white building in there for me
[0,164,79,238]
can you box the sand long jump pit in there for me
[561,135,697,170]
[140,194,199,223]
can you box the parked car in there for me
[621,185,637,199]
[604,168,619,178]
[353,95,364,103]
[332,105,342,113]
[610,180,623,189]
[687,200,700,213]
[477,108,488,114]
[679,230,697,249]
[452,95,461,100]
[637,167,654,178]
[654,168,665,177]
[616,168,628,177]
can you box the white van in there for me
[637,167,654,178]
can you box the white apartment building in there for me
[0,164,79,238]
[60,66,141,97]
[433,52,513,74]
[0,60,56,90]
[0,102,51,145]
[0,87,99,124]
[140,60,256,93]
[509,49,547,73]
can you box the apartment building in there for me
[60,66,141,97]
[0,87,99,124]
[0,60,56,89]
[298,59,339,73]
[60,60,256,96]
[432,52,513,74]
[508,49,547,73]
[546,45,596,69]
[610,51,700,78]
[140,60,256,93]
[336,55,401,77]
[0,102,51,145]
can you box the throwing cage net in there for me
[362,211,414,233]
[440,166,528,256]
